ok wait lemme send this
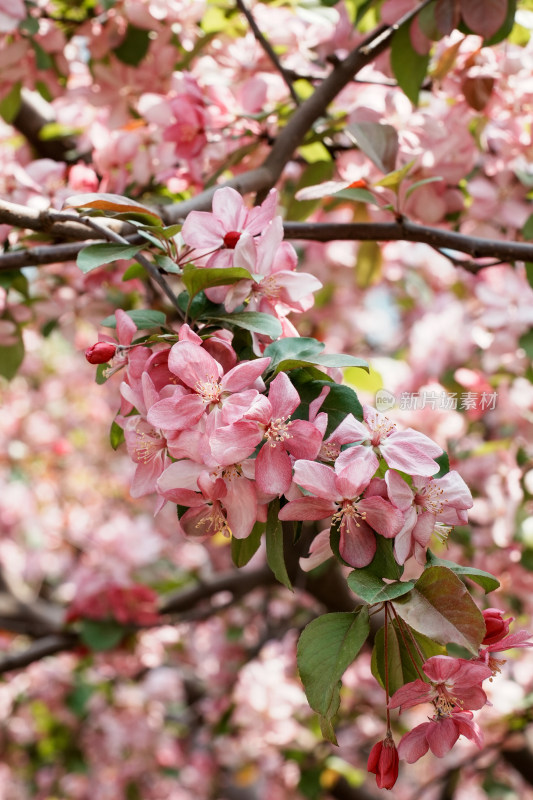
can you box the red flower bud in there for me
[85,341,117,364]
[482,608,513,645]
[367,736,399,790]
[223,230,241,249]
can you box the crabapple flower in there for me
[388,655,492,714]
[85,341,117,364]
[397,710,483,763]
[341,405,443,477]
[181,186,278,266]
[482,608,514,645]
[147,340,270,432]
[385,469,473,564]
[367,734,399,790]
[279,451,403,568]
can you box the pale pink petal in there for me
[212,186,248,231]
[328,413,369,445]
[147,393,204,431]
[436,470,473,509]
[181,210,225,249]
[168,342,222,388]
[385,469,415,511]
[412,511,436,548]
[381,429,443,476]
[292,460,340,501]
[208,421,262,465]
[335,450,379,498]
[115,308,137,345]
[299,529,334,572]
[178,323,203,344]
[157,460,204,493]
[246,188,278,235]
[487,630,533,652]
[221,357,270,393]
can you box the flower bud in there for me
[367,735,399,790]
[85,341,117,364]
[482,608,513,645]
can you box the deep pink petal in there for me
[267,371,300,418]
[451,711,484,748]
[255,442,292,495]
[285,420,323,460]
[339,517,376,568]
[358,496,404,539]
[208,421,262,466]
[397,723,430,764]
[115,308,137,345]
[388,679,434,711]
[426,717,459,757]
[147,393,205,431]
[224,477,257,539]
[278,497,336,521]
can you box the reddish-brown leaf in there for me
[460,0,508,39]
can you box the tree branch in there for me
[2,218,533,272]
[235,0,300,105]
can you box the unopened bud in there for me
[85,341,117,364]
[482,608,513,645]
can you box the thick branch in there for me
[2,219,533,272]
[13,89,83,163]
[0,634,78,674]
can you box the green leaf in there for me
[297,607,370,743]
[231,522,264,567]
[392,566,486,655]
[79,619,125,651]
[371,619,445,695]
[362,535,404,581]
[265,499,292,590]
[77,243,143,273]
[110,419,125,451]
[390,23,430,105]
[100,309,167,330]
[523,214,533,241]
[0,82,21,123]
[374,160,415,194]
[181,265,252,301]
[153,254,182,274]
[290,371,364,435]
[333,187,381,205]
[64,193,162,224]
[347,571,415,604]
[346,122,399,174]
[264,337,325,368]
[405,176,444,199]
[425,551,500,593]
[526,263,533,291]
[434,451,450,478]
[113,24,151,66]
[122,262,147,281]
[95,364,109,384]
[205,311,282,340]
[0,326,24,381]
[31,39,53,70]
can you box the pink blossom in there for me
[397,710,483,763]
[147,340,270,431]
[388,655,492,714]
[181,186,278,266]
[482,608,514,645]
[279,451,403,568]
[385,469,473,564]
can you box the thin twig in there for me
[235,0,300,105]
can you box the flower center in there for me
[415,481,445,515]
[133,426,165,464]
[332,499,367,527]
[319,441,340,462]
[223,230,242,249]
[265,417,292,446]
[195,375,222,404]
[256,275,280,299]
[199,504,232,538]
[369,417,397,447]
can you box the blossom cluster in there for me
[86,188,473,573]
[368,608,533,790]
